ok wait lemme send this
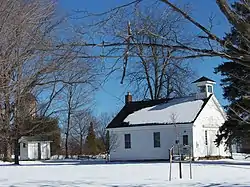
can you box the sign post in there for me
[169,145,193,181]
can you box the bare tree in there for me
[67,2,196,100]
[0,0,97,164]
[61,83,94,158]
[96,113,119,161]
[104,130,119,161]
[71,109,94,156]
[0,0,64,164]
[120,6,195,99]
[76,1,249,121]
[159,0,250,66]
[170,113,179,144]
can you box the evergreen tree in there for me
[85,122,97,155]
[215,1,250,150]
[22,116,61,155]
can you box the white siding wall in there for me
[193,96,230,158]
[20,142,29,160]
[109,124,193,161]
[20,140,51,160]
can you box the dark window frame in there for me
[205,130,208,145]
[124,134,131,149]
[23,143,26,148]
[207,85,213,93]
[183,135,188,145]
[153,132,161,148]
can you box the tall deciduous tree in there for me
[62,82,95,158]
[71,109,94,156]
[0,0,97,164]
[127,7,194,99]
[96,3,195,100]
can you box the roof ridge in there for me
[192,76,216,83]
[128,95,195,104]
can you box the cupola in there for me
[192,76,216,99]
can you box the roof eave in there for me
[192,94,213,124]
[106,122,193,129]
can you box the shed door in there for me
[29,143,39,159]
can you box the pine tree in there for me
[215,1,250,151]
[85,122,97,155]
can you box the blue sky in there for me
[58,0,231,115]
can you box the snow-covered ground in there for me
[0,159,249,186]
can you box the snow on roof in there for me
[124,97,204,124]
[19,136,51,143]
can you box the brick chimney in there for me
[125,92,132,104]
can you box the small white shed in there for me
[19,136,52,160]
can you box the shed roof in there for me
[19,135,51,142]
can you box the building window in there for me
[199,86,206,93]
[205,130,208,145]
[153,132,161,148]
[124,134,131,149]
[23,143,26,148]
[207,85,213,93]
[183,135,188,145]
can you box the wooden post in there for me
[169,149,172,181]
[179,161,182,179]
[189,146,192,179]
[189,159,192,179]
[178,145,182,179]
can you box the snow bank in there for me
[50,154,107,160]
[232,153,250,160]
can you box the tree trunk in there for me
[14,139,19,165]
[65,132,69,159]
[79,134,83,156]
[65,86,72,159]
[65,102,71,159]
[3,139,11,162]
[3,92,11,162]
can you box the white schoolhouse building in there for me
[107,77,230,161]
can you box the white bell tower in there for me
[193,76,216,99]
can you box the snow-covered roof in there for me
[19,136,52,143]
[107,95,212,128]
[124,97,204,125]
